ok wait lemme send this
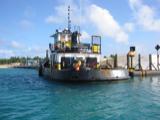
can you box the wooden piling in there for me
[127,54,129,69]
[46,50,49,59]
[114,54,118,68]
[149,54,152,70]
[158,54,159,70]
[149,54,157,71]
[131,56,133,69]
[138,54,142,70]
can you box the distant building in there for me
[26,59,39,67]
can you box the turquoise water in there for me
[0,68,160,120]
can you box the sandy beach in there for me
[0,63,21,68]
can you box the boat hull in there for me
[40,68,129,81]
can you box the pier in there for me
[102,46,160,77]
[127,53,160,77]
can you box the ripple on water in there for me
[0,69,160,120]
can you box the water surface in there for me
[0,68,160,120]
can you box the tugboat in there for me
[39,6,129,81]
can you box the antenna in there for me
[68,6,71,31]
[80,0,82,26]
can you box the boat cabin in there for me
[47,29,101,71]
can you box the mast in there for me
[68,6,71,31]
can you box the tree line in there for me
[0,56,42,64]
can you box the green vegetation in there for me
[0,56,42,65]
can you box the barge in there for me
[38,6,129,81]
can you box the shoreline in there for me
[0,63,21,68]
[0,64,38,69]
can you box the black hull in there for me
[40,68,129,81]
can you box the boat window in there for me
[86,57,97,68]
[61,57,74,69]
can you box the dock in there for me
[101,46,160,77]
[129,70,160,77]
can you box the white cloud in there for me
[10,41,24,49]
[81,31,90,41]
[0,39,5,46]
[20,19,33,29]
[0,49,15,58]
[134,43,147,54]
[45,16,57,24]
[88,4,128,43]
[45,15,64,24]
[129,0,142,10]
[26,46,43,53]
[24,7,35,18]
[25,46,46,57]
[45,0,86,25]
[0,39,46,58]
[129,0,160,32]
[124,22,135,32]
[0,40,24,49]
[45,1,129,43]
[6,37,48,57]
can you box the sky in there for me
[0,0,160,58]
